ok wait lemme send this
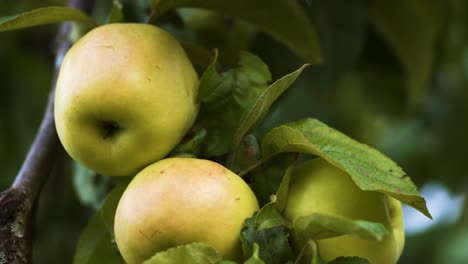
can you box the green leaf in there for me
[273,163,295,212]
[73,184,128,264]
[197,50,223,103]
[243,244,265,264]
[170,127,207,157]
[107,0,123,23]
[293,213,388,242]
[183,9,256,67]
[182,43,217,68]
[251,162,295,230]
[240,215,294,264]
[368,0,443,107]
[255,197,291,230]
[229,64,309,166]
[305,0,367,90]
[292,240,326,264]
[249,153,296,206]
[151,0,161,10]
[72,163,113,210]
[229,134,261,173]
[328,256,370,264]
[0,7,97,32]
[197,52,271,156]
[142,243,222,264]
[99,180,131,231]
[307,240,326,264]
[260,118,432,219]
[150,0,321,63]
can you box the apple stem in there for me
[238,159,265,177]
[0,0,95,263]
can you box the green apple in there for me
[114,158,259,263]
[284,158,405,264]
[54,23,199,176]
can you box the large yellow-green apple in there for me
[284,158,404,264]
[54,23,199,176]
[114,158,259,263]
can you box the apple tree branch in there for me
[0,0,95,263]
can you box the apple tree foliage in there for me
[2,0,466,263]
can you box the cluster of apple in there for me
[54,23,404,264]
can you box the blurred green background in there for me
[1,0,467,263]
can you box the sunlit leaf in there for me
[260,118,431,218]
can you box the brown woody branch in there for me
[0,0,95,263]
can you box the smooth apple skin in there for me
[284,159,405,264]
[114,158,259,264]
[55,23,199,176]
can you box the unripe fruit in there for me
[55,23,199,176]
[114,158,259,263]
[284,159,405,264]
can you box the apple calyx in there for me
[99,120,121,139]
